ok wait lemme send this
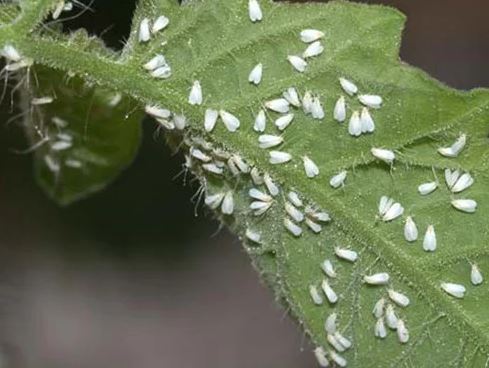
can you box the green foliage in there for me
[26,65,142,205]
[1,0,489,366]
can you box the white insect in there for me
[302,91,313,114]
[305,207,331,222]
[404,216,418,242]
[65,159,82,169]
[152,15,169,34]
[451,199,477,213]
[303,41,324,58]
[250,167,264,185]
[388,289,410,307]
[283,87,301,107]
[372,298,385,318]
[444,169,460,189]
[449,133,467,155]
[359,94,383,109]
[248,63,263,85]
[227,157,240,176]
[371,147,395,164]
[321,259,336,278]
[248,0,263,22]
[285,202,304,223]
[221,191,234,215]
[310,97,325,120]
[258,134,283,149]
[438,133,466,158]
[313,347,329,368]
[150,65,172,79]
[333,96,346,122]
[325,313,337,334]
[287,55,307,72]
[364,273,390,285]
[288,191,303,207]
[52,1,66,20]
[173,114,187,130]
[284,218,302,237]
[107,93,122,107]
[339,77,358,96]
[202,163,223,175]
[348,111,362,137]
[250,201,272,216]
[303,156,319,178]
[190,147,211,162]
[265,98,290,113]
[1,44,22,62]
[321,279,338,304]
[254,110,266,132]
[145,104,171,119]
[204,109,218,132]
[31,96,54,105]
[52,116,68,128]
[188,80,203,105]
[305,218,322,233]
[245,229,261,244]
[248,188,273,203]
[385,304,398,330]
[205,193,225,209]
[138,18,151,42]
[275,113,294,131]
[156,118,174,130]
[143,55,167,71]
[57,133,72,142]
[329,350,347,368]
[264,173,279,196]
[269,151,292,164]
[334,332,352,350]
[231,155,250,173]
[382,202,404,222]
[63,2,73,11]
[300,29,324,43]
[360,107,375,133]
[250,167,263,185]
[375,317,387,339]
[397,320,409,344]
[309,285,323,305]
[451,172,474,193]
[378,196,393,216]
[441,282,466,298]
[327,334,345,352]
[423,225,437,252]
[470,264,483,286]
[418,181,438,195]
[335,247,358,262]
[51,141,72,151]
[330,171,347,189]
[378,196,404,222]
[219,110,240,132]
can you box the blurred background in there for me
[0,1,487,367]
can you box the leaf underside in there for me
[1,0,489,366]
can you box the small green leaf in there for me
[22,65,142,205]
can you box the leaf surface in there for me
[1,0,489,365]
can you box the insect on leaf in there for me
[1,0,489,366]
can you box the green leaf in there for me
[2,0,489,365]
[21,64,142,205]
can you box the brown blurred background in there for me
[0,1,487,367]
